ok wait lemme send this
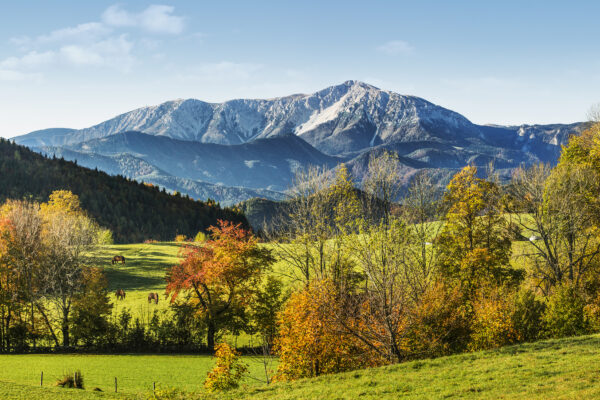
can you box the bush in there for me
[194,231,208,242]
[543,285,588,338]
[584,291,600,332]
[55,371,84,389]
[274,279,374,381]
[204,342,248,392]
[469,287,520,351]
[97,228,114,245]
[511,289,545,342]
[145,385,189,399]
[174,234,188,242]
[408,283,471,358]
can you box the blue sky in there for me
[1,0,599,137]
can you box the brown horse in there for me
[112,255,126,265]
[148,292,159,304]
[115,289,126,300]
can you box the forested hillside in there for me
[0,138,247,242]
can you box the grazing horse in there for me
[148,292,159,304]
[112,255,125,265]
[115,289,126,300]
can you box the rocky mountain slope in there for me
[14,81,587,204]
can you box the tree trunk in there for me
[30,302,36,349]
[207,321,215,350]
[62,313,70,347]
[36,304,60,347]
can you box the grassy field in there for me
[1,333,600,399]
[89,242,181,319]
[0,352,273,399]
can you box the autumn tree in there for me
[274,279,375,381]
[166,220,274,349]
[38,191,101,347]
[268,164,361,285]
[361,150,403,225]
[510,163,600,293]
[0,200,44,349]
[204,342,248,392]
[438,166,518,294]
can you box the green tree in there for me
[71,267,113,346]
[438,166,518,293]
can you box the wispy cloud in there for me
[102,5,185,34]
[376,40,413,55]
[59,35,134,71]
[0,69,42,82]
[2,4,185,78]
[0,51,56,70]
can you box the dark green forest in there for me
[0,138,247,243]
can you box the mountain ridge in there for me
[13,81,588,204]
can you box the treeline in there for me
[0,138,247,243]
[0,196,282,354]
[264,120,600,380]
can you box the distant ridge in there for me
[0,137,247,242]
[13,81,589,204]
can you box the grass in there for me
[0,353,273,399]
[205,334,600,399]
[90,242,181,311]
[1,334,600,399]
[88,241,288,347]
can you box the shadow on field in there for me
[104,268,165,291]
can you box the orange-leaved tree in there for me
[274,279,375,381]
[166,220,274,349]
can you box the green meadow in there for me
[1,333,599,399]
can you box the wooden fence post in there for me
[40,371,43,387]
[115,377,117,393]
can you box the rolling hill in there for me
[0,137,247,243]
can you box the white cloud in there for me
[0,51,56,69]
[38,22,111,43]
[59,35,134,71]
[2,3,185,78]
[377,40,413,55]
[0,69,42,82]
[102,4,185,34]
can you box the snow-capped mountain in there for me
[11,81,491,152]
[14,81,588,204]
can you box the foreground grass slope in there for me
[213,334,600,400]
[1,334,599,399]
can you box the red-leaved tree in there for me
[166,220,274,349]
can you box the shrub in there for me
[511,289,545,342]
[408,283,471,358]
[274,279,373,381]
[204,342,248,392]
[97,228,114,245]
[55,371,84,389]
[584,291,600,332]
[543,285,588,338]
[194,231,208,242]
[145,385,189,399]
[469,287,519,351]
[174,234,188,242]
